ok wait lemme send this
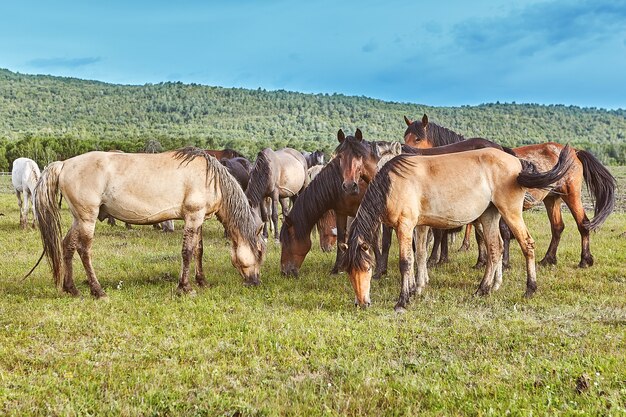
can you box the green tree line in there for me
[1,68,625,170]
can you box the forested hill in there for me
[1,68,625,170]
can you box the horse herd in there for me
[10,115,616,311]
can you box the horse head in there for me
[403,114,432,148]
[335,128,380,195]
[230,220,266,286]
[279,214,311,277]
[312,150,325,166]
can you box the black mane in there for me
[280,159,344,244]
[245,150,272,206]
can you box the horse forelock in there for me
[283,159,344,242]
[245,150,272,206]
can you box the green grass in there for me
[0,173,625,416]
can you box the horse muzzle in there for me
[341,181,359,195]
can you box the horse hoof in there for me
[524,289,536,299]
[578,257,593,268]
[394,305,407,314]
[92,290,108,299]
[176,286,195,296]
[475,287,490,297]
[539,257,556,267]
[196,279,208,288]
[63,286,80,297]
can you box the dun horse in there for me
[343,147,573,311]
[11,157,41,229]
[35,148,266,298]
[246,148,309,240]
[404,114,616,268]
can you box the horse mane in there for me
[280,159,344,243]
[224,148,245,159]
[246,150,272,206]
[174,147,264,261]
[344,155,410,271]
[405,121,465,147]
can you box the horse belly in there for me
[417,185,492,228]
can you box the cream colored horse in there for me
[343,146,573,311]
[35,148,265,298]
[11,157,41,229]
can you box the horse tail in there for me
[34,161,65,290]
[517,144,574,190]
[576,149,616,231]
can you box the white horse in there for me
[11,157,41,229]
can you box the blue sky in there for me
[1,0,625,109]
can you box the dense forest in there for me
[1,68,625,171]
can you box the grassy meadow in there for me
[0,170,625,416]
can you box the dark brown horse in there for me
[220,156,252,191]
[280,132,401,276]
[308,165,337,252]
[404,114,616,268]
[302,150,325,169]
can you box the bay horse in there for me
[308,165,337,252]
[220,156,252,191]
[11,157,41,229]
[302,150,325,168]
[343,146,574,311]
[280,130,401,277]
[246,148,309,240]
[404,114,616,267]
[35,148,266,298]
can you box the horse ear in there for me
[422,114,429,126]
[339,243,348,251]
[392,142,402,155]
[355,128,363,141]
[337,129,345,143]
[404,115,413,126]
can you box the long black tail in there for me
[576,149,616,231]
[517,144,574,190]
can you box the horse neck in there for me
[246,153,273,207]
[289,161,343,239]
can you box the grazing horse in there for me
[404,114,616,268]
[302,150,325,169]
[343,146,574,311]
[308,165,337,252]
[205,148,245,160]
[11,157,41,229]
[280,131,401,276]
[35,148,266,298]
[246,148,309,240]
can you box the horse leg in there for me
[194,225,207,287]
[413,225,430,295]
[260,200,269,239]
[373,225,392,280]
[280,197,291,216]
[499,219,512,269]
[438,230,449,264]
[427,229,442,267]
[561,192,593,268]
[331,214,348,274]
[476,207,503,296]
[500,210,536,298]
[75,220,107,298]
[61,225,80,296]
[395,222,417,313]
[16,190,26,229]
[178,217,203,295]
[459,224,472,251]
[539,196,564,266]
[473,222,488,269]
[271,193,280,241]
